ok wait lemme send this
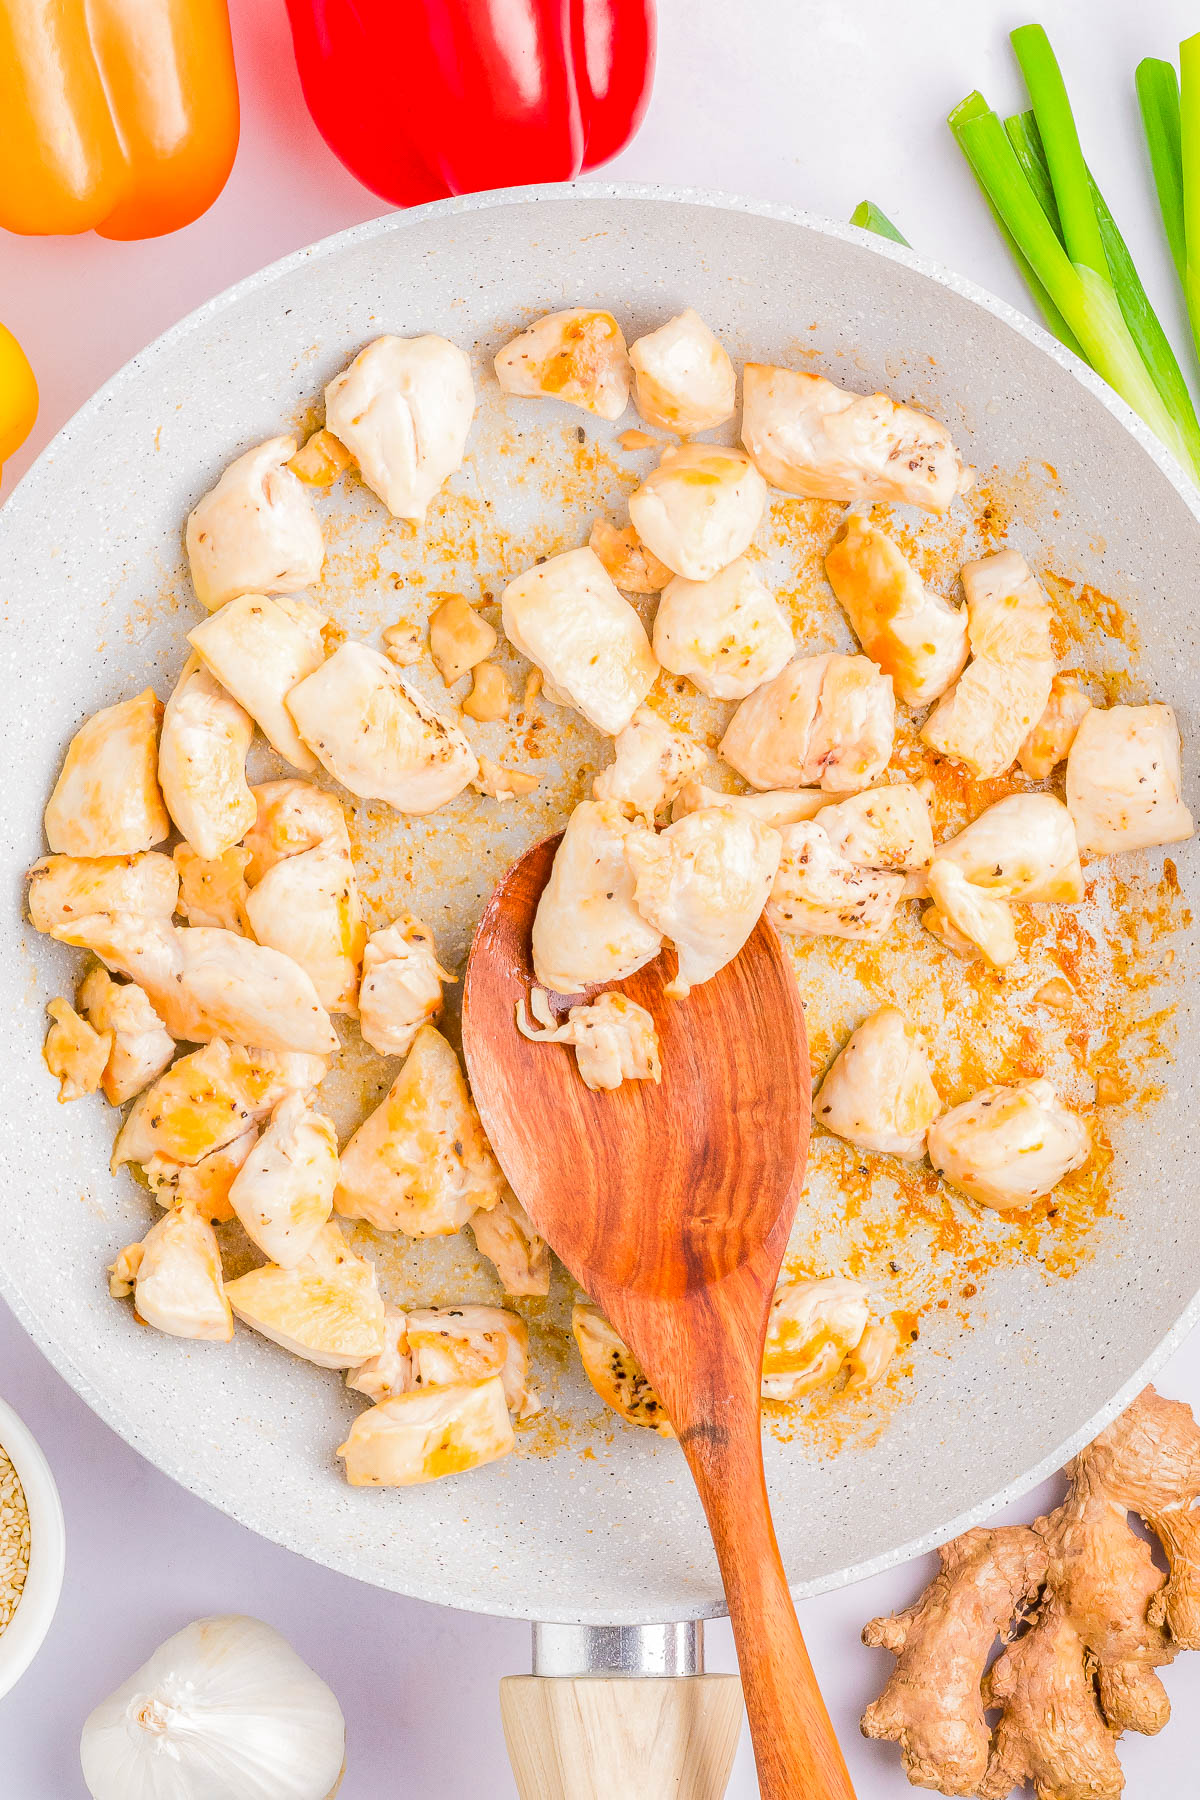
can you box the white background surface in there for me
[3,1,1200,1794]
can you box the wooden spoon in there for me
[462,833,856,1800]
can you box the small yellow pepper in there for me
[0,324,38,478]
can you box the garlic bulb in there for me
[80,1614,345,1800]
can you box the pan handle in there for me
[500,1623,743,1800]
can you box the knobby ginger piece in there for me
[653,555,794,700]
[572,1303,673,1435]
[188,593,328,773]
[592,706,707,821]
[628,443,767,582]
[501,546,658,737]
[769,821,904,941]
[531,800,661,992]
[588,517,671,593]
[494,309,630,420]
[469,1190,550,1297]
[158,656,256,862]
[43,998,110,1101]
[186,436,324,611]
[624,807,781,998]
[429,595,497,686]
[1066,702,1195,854]
[112,1039,326,1169]
[358,913,452,1059]
[1019,672,1091,778]
[243,780,366,1014]
[461,661,511,722]
[720,652,895,793]
[335,1024,504,1235]
[381,621,423,667]
[517,988,661,1091]
[324,335,475,520]
[921,550,1055,778]
[406,1303,538,1419]
[932,792,1083,902]
[862,1386,1200,1798]
[927,1076,1089,1211]
[76,966,174,1107]
[825,515,968,707]
[813,1007,941,1159]
[287,641,478,814]
[288,427,352,486]
[628,308,736,434]
[44,689,169,858]
[844,1322,902,1392]
[173,844,253,935]
[925,860,1017,969]
[741,364,972,511]
[225,1222,385,1367]
[339,1378,515,1485]
[761,1277,874,1401]
[473,756,539,802]
[120,1204,234,1342]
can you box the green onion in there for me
[1181,33,1200,367]
[850,200,909,245]
[1137,57,1185,283]
[1010,24,1107,275]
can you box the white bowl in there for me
[0,1395,65,1698]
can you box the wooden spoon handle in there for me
[682,1407,857,1800]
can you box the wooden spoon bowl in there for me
[463,832,856,1800]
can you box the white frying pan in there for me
[1,186,1198,1794]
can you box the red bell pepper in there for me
[283,0,655,207]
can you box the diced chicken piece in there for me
[429,596,497,686]
[761,1277,872,1401]
[358,914,451,1059]
[769,821,905,940]
[243,780,365,1014]
[185,436,323,611]
[112,1038,324,1169]
[118,1205,233,1342]
[588,518,671,593]
[472,756,539,802]
[27,851,178,936]
[227,1091,339,1268]
[406,1304,537,1419]
[653,556,794,700]
[814,1007,941,1159]
[288,427,352,487]
[335,1024,504,1235]
[494,309,630,420]
[501,547,657,737]
[53,913,337,1054]
[469,1191,550,1297]
[592,707,707,821]
[741,365,971,511]
[921,551,1055,779]
[721,653,896,793]
[925,860,1017,967]
[628,444,767,582]
[76,967,174,1106]
[346,1308,412,1402]
[1019,673,1092,778]
[188,593,328,773]
[927,1078,1090,1211]
[338,1378,515,1485]
[1066,703,1195,854]
[572,1303,673,1435]
[671,782,828,827]
[324,334,475,521]
[145,1128,257,1225]
[225,1223,385,1367]
[517,989,661,1091]
[174,844,253,934]
[287,642,478,814]
[531,800,662,992]
[933,793,1083,901]
[44,689,169,857]
[42,998,110,1101]
[628,309,737,434]
[158,657,256,862]
[624,808,781,998]
[824,516,968,706]
[816,783,933,873]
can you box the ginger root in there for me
[862,1386,1200,1798]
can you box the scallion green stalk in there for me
[1136,56,1186,283]
[850,200,910,245]
[1179,33,1200,367]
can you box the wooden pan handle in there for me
[500,1673,743,1800]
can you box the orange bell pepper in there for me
[0,323,38,479]
[0,0,240,239]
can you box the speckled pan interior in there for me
[1,185,1198,1624]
